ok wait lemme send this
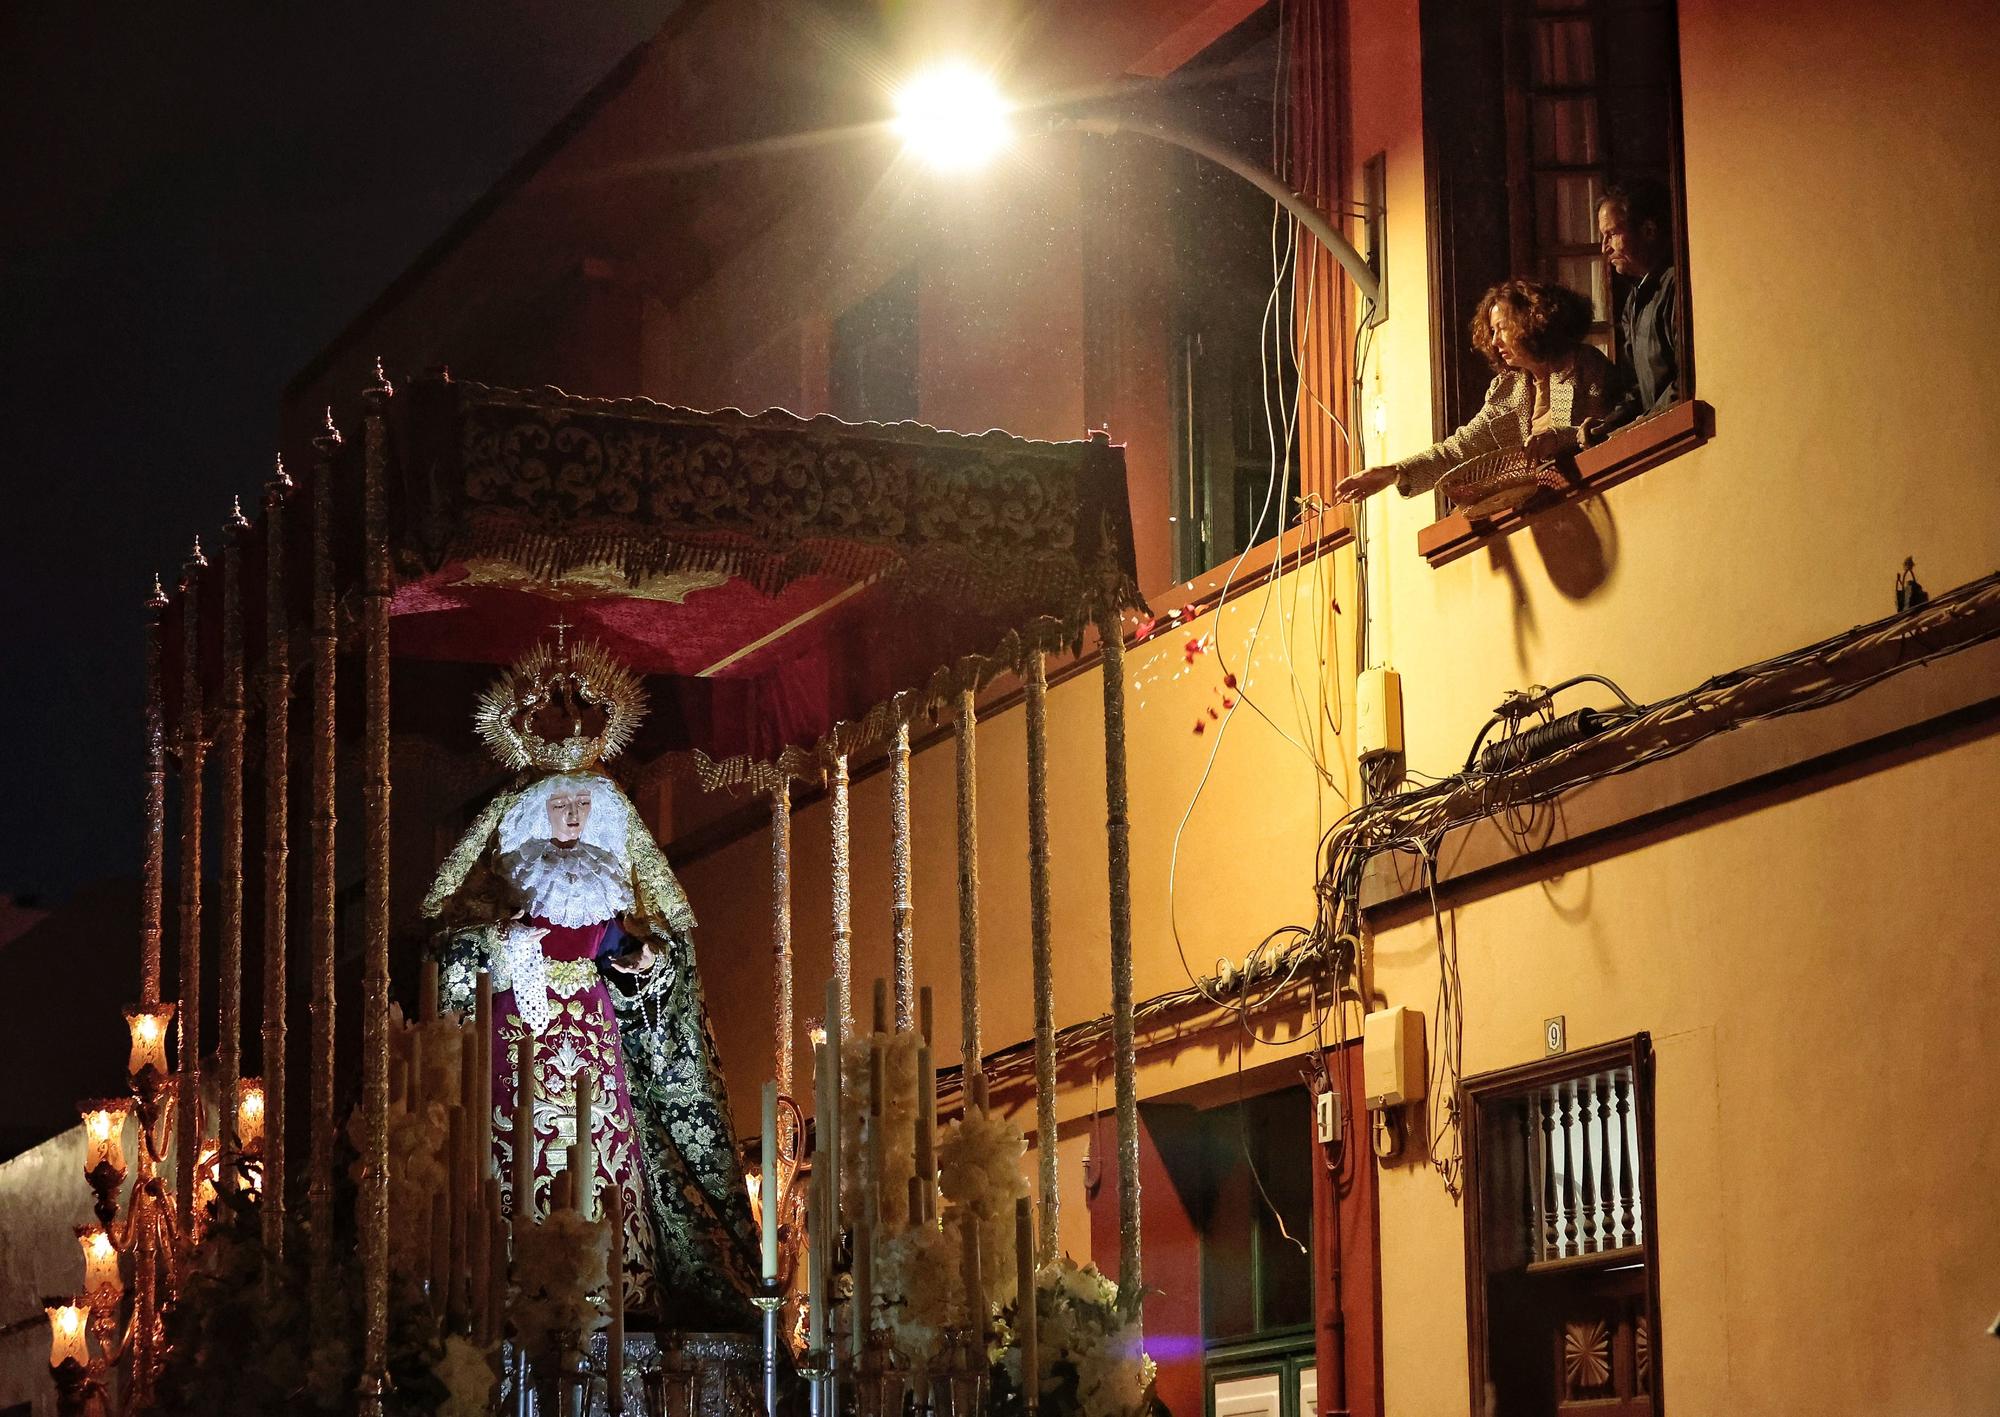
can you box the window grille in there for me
[1525,1063,1644,1265]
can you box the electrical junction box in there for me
[1363,1005,1427,1109]
[1356,667,1404,761]
[1316,1088,1342,1145]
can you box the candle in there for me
[459,1022,479,1128]
[574,1075,595,1219]
[915,1044,936,1221]
[1016,1197,1037,1405]
[474,970,494,1179]
[813,1040,835,1250]
[485,1178,507,1345]
[969,1069,989,1115]
[512,1036,536,1237]
[868,1045,886,1229]
[420,957,440,1021]
[760,1080,779,1281]
[822,982,843,1226]
[872,977,888,1035]
[608,1183,626,1403]
[428,1190,450,1315]
[806,1165,826,1353]
[851,1166,872,1361]
[469,1182,489,1341]
[960,1214,984,1338]
[390,1053,408,1113]
[907,1176,925,1234]
[410,1026,427,1113]
[447,1106,468,1322]
[919,985,933,1047]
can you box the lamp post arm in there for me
[1058,113,1381,311]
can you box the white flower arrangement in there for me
[840,1029,924,1222]
[874,1216,964,1363]
[433,1333,500,1417]
[936,1104,1030,1308]
[507,1207,610,1365]
[1003,1258,1156,1417]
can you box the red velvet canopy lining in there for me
[161,375,1141,787]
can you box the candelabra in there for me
[639,1331,698,1417]
[745,1093,811,1292]
[54,1001,267,1412]
[933,1327,990,1417]
[747,1090,810,1414]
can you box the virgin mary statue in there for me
[421,636,758,1329]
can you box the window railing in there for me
[1526,1062,1645,1267]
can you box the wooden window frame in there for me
[1460,1032,1665,1416]
[1418,0,1699,568]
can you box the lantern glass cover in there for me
[75,1226,121,1296]
[123,1003,175,1078]
[78,1098,131,1176]
[44,1298,90,1368]
[234,1078,266,1154]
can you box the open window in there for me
[1462,1034,1663,1416]
[1418,0,1702,558]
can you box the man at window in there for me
[1598,181,1680,418]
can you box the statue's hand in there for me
[504,920,550,952]
[604,941,656,975]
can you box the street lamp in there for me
[891,63,1011,172]
[892,63,1383,315]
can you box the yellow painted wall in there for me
[1366,731,2000,1413]
[1337,1,2000,1409]
[1349,0,2000,775]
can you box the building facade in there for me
[256,1,2000,1414]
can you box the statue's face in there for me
[545,786,593,844]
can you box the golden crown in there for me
[473,634,647,774]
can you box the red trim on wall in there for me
[1313,1040,1384,1417]
[1087,1110,1206,1417]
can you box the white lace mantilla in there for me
[503,839,635,928]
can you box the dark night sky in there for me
[0,3,682,904]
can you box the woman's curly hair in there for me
[1470,279,1594,372]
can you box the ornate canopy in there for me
[164,371,1142,790]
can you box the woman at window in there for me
[1336,279,1630,510]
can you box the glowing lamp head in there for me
[44,1297,90,1370]
[76,1226,122,1296]
[234,1078,266,1155]
[77,1099,131,1177]
[194,1142,221,1220]
[123,1003,175,1078]
[893,63,1011,171]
